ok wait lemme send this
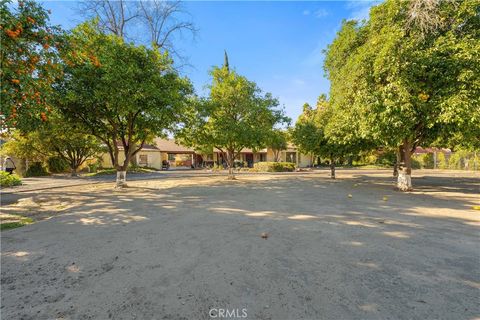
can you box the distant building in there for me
[99,138,313,170]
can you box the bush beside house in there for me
[25,162,49,177]
[0,171,22,187]
[253,162,296,172]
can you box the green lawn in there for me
[0,214,34,231]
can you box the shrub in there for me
[87,162,99,173]
[0,171,22,187]
[437,152,448,169]
[377,150,396,166]
[414,153,434,169]
[253,162,296,172]
[47,157,69,173]
[411,157,421,169]
[25,162,49,177]
[468,156,479,171]
[448,153,465,170]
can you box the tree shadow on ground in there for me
[1,173,479,320]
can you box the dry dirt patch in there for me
[1,171,479,319]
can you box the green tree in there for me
[1,117,102,176]
[324,0,480,190]
[36,116,103,176]
[58,22,193,186]
[180,55,288,179]
[0,0,64,131]
[1,131,46,166]
[267,129,288,162]
[291,97,357,179]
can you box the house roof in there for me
[213,148,267,153]
[115,141,159,151]
[414,147,451,154]
[154,138,195,153]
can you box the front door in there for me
[245,153,254,167]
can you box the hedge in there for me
[253,162,296,172]
[25,162,49,177]
[47,157,69,173]
[0,171,22,187]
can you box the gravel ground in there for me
[1,170,479,320]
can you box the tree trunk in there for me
[130,142,138,167]
[71,167,78,177]
[226,150,235,180]
[397,141,412,191]
[116,170,127,188]
[330,158,336,179]
[273,150,279,162]
[115,156,130,188]
[393,146,401,177]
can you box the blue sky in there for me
[43,1,378,122]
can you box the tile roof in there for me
[154,138,195,153]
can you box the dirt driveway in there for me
[1,170,479,319]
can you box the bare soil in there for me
[1,170,479,319]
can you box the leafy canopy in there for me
[0,0,64,131]
[58,21,193,170]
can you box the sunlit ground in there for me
[1,170,479,319]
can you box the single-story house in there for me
[99,138,313,170]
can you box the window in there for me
[168,154,175,161]
[139,154,148,165]
[259,153,266,162]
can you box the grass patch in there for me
[0,215,34,231]
[86,167,157,177]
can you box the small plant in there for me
[87,162,99,173]
[0,171,22,187]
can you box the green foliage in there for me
[36,115,103,174]
[266,129,288,162]
[47,156,69,173]
[0,131,47,162]
[253,162,296,172]
[0,171,22,187]
[1,116,103,175]
[87,162,99,173]
[86,166,155,176]
[411,157,421,169]
[0,0,65,131]
[467,156,479,171]
[447,152,465,170]
[323,0,480,176]
[58,21,193,173]
[412,153,434,169]
[377,150,396,166]
[179,58,288,178]
[437,152,448,169]
[0,216,33,230]
[291,96,368,166]
[25,161,48,177]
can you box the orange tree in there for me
[0,0,64,132]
